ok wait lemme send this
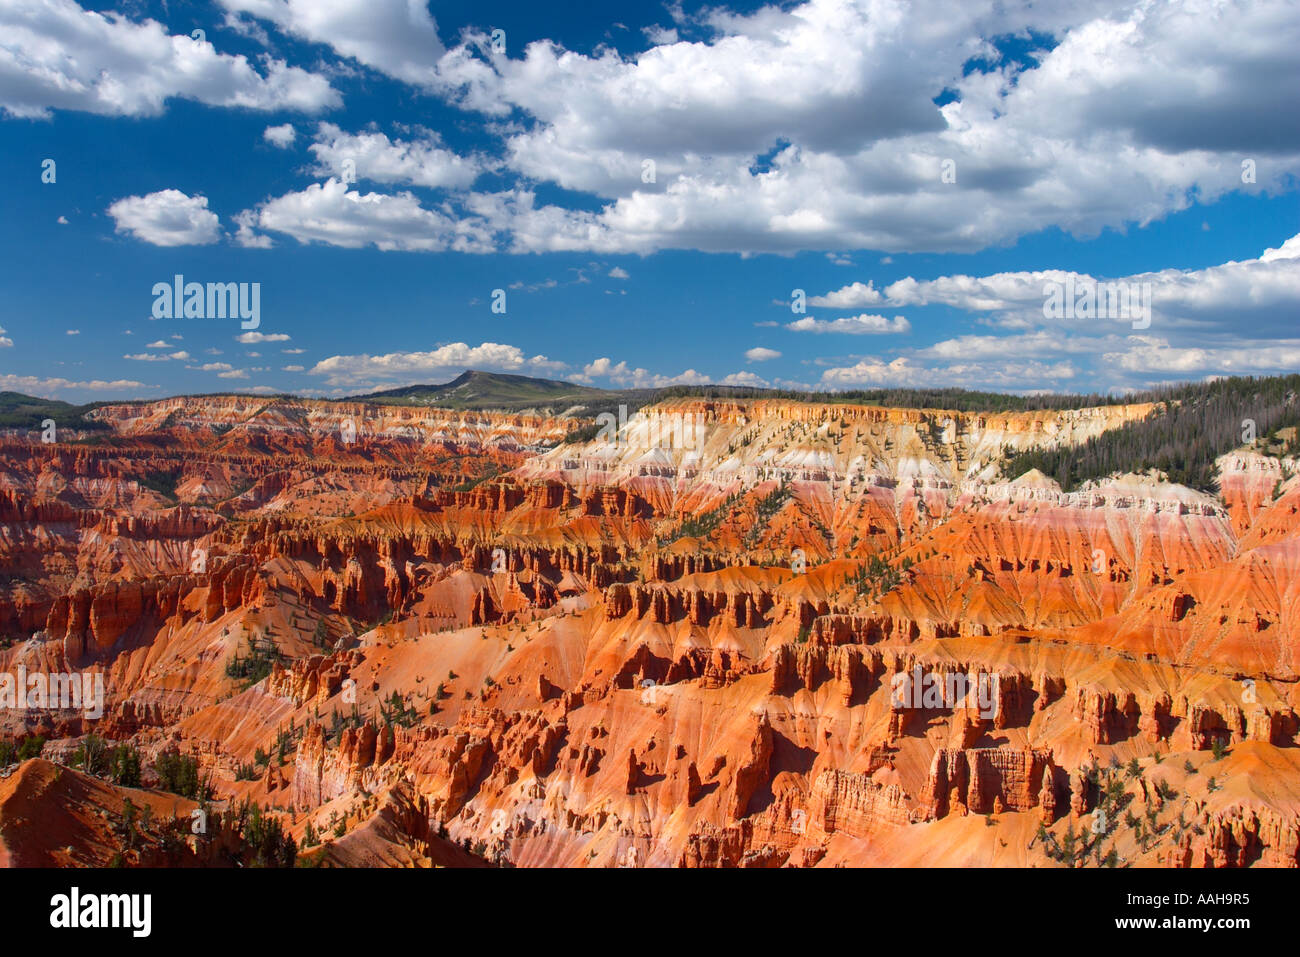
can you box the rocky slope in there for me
[0,392,1295,868]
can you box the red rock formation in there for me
[2,392,1298,870]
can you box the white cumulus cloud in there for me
[107,190,221,246]
[787,314,911,335]
[0,0,339,118]
[263,123,297,147]
[308,123,483,189]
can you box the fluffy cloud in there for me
[809,281,884,309]
[578,357,710,389]
[218,0,445,88]
[411,0,1300,255]
[263,123,297,147]
[0,374,152,398]
[745,347,782,361]
[191,0,1299,259]
[233,385,282,395]
[237,332,290,343]
[721,371,770,387]
[819,356,1077,389]
[809,230,1300,390]
[124,350,190,361]
[821,230,1300,334]
[787,314,911,335]
[242,179,494,252]
[232,209,274,249]
[107,190,221,246]
[308,123,483,189]
[916,331,1114,360]
[1106,338,1300,374]
[445,0,953,191]
[0,0,339,118]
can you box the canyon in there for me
[0,385,1295,868]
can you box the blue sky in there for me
[1,0,1298,401]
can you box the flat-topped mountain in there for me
[349,370,617,412]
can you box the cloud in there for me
[107,190,221,246]
[578,357,709,389]
[508,278,558,292]
[217,368,249,379]
[217,0,446,88]
[809,281,884,309]
[241,179,494,252]
[233,385,283,395]
[104,0,1297,261]
[916,330,1112,360]
[0,374,152,398]
[450,0,949,191]
[787,314,911,335]
[818,356,1076,390]
[643,25,678,46]
[232,209,273,248]
[721,370,769,387]
[420,0,1300,255]
[608,266,630,279]
[871,231,1300,335]
[0,0,339,118]
[65,329,79,335]
[745,347,781,362]
[819,356,922,388]
[1105,337,1300,374]
[309,341,560,388]
[124,350,190,361]
[804,232,1300,390]
[308,123,483,189]
[237,332,290,343]
[263,123,297,148]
